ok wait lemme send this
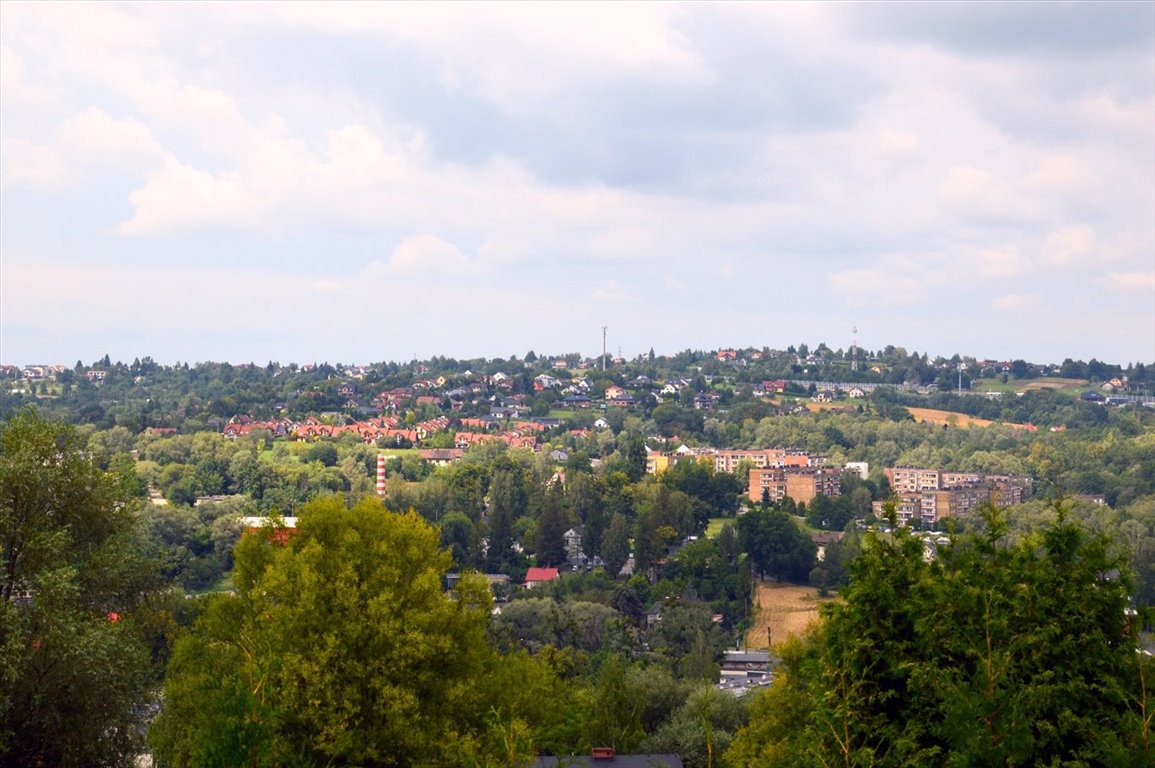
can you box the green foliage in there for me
[150,497,496,767]
[640,685,749,768]
[736,507,816,582]
[491,598,624,654]
[0,408,157,766]
[602,512,631,577]
[534,479,569,566]
[728,503,1151,767]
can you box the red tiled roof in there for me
[524,567,559,583]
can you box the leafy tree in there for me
[730,504,1152,767]
[534,479,568,567]
[804,494,854,532]
[602,512,631,577]
[736,507,816,582]
[620,433,648,482]
[302,441,338,467]
[1,408,156,767]
[650,599,727,681]
[566,472,607,556]
[440,510,476,568]
[486,462,526,571]
[640,685,749,768]
[150,497,495,766]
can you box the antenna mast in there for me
[851,325,858,373]
[601,326,608,371]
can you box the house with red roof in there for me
[524,567,559,588]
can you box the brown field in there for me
[905,407,1028,430]
[745,583,834,650]
[804,402,856,413]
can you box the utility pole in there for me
[602,325,608,371]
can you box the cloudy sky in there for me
[2,2,1152,367]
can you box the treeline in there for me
[3,347,1151,437]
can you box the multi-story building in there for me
[878,467,1032,526]
[715,448,812,474]
[886,467,942,494]
[749,466,842,505]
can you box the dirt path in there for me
[745,582,833,650]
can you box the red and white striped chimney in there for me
[376,455,387,496]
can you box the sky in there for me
[2,1,1153,368]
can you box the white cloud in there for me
[1,137,70,188]
[992,293,1042,312]
[1100,272,1155,294]
[590,280,631,303]
[386,235,470,275]
[1,3,1152,364]
[1041,225,1095,267]
[117,159,255,236]
[968,246,1026,278]
[1,108,163,190]
[829,268,920,308]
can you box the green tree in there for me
[621,433,648,482]
[729,504,1151,767]
[150,497,495,767]
[1,408,156,767]
[534,479,568,567]
[736,507,816,582]
[602,512,631,577]
[486,462,526,571]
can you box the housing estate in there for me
[877,467,1033,526]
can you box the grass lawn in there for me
[197,572,235,594]
[705,517,735,538]
[377,448,422,458]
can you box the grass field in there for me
[972,377,1088,395]
[705,518,733,538]
[377,448,422,458]
[745,582,834,650]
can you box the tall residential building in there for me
[877,467,1032,526]
[749,466,842,505]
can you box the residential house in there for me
[419,448,464,466]
[693,392,719,410]
[524,567,559,588]
[606,392,636,408]
[719,649,774,686]
[563,527,585,565]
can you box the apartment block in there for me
[878,467,1033,526]
[749,466,842,505]
[715,448,812,474]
